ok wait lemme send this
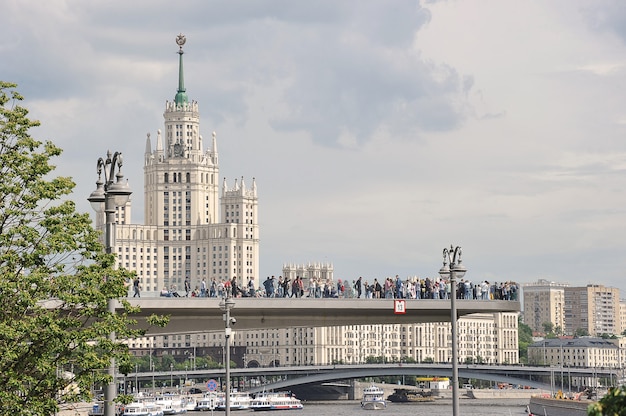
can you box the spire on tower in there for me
[156,129,163,152]
[174,33,188,106]
[145,132,152,154]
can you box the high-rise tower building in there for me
[100,34,259,295]
[522,279,567,334]
[564,284,621,336]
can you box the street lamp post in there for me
[219,296,236,416]
[88,151,132,416]
[439,245,467,416]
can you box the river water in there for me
[297,399,529,416]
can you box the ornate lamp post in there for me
[88,151,132,416]
[219,296,236,416]
[439,245,467,416]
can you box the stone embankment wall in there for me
[468,388,543,399]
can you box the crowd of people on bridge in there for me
[160,274,519,301]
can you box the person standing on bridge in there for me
[184,278,191,297]
[307,277,316,298]
[355,277,362,298]
[292,276,300,298]
[263,276,275,298]
[373,278,382,298]
[394,275,403,299]
[247,277,256,297]
[282,275,291,298]
[133,277,140,298]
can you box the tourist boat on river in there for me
[195,392,220,411]
[361,385,386,410]
[216,390,252,411]
[154,393,186,414]
[181,395,198,412]
[122,401,164,416]
[250,391,303,411]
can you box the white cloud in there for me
[2,0,626,292]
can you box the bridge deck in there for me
[121,297,520,334]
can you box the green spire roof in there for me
[174,34,188,106]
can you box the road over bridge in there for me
[121,297,520,334]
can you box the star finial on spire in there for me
[176,33,186,52]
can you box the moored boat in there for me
[122,401,164,416]
[387,388,435,403]
[250,391,303,411]
[154,393,186,414]
[216,390,252,411]
[196,392,221,411]
[361,384,386,410]
[181,395,198,412]
[527,391,594,416]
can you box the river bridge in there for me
[123,297,521,334]
[125,362,617,394]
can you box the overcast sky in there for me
[3,0,626,292]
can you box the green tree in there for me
[542,321,554,335]
[0,82,167,414]
[588,386,626,416]
[575,328,590,337]
[518,317,533,364]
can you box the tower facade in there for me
[107,34,259,294]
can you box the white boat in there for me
[181,395,198,412]
[250,391,303,411]
[361,385,386,410]
[216,391,252,411]
[122,401,164,416]
[195,392,220,411]
[154,393,187,414]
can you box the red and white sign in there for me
[394,299,406,314]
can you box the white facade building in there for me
[146,312,518,366]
